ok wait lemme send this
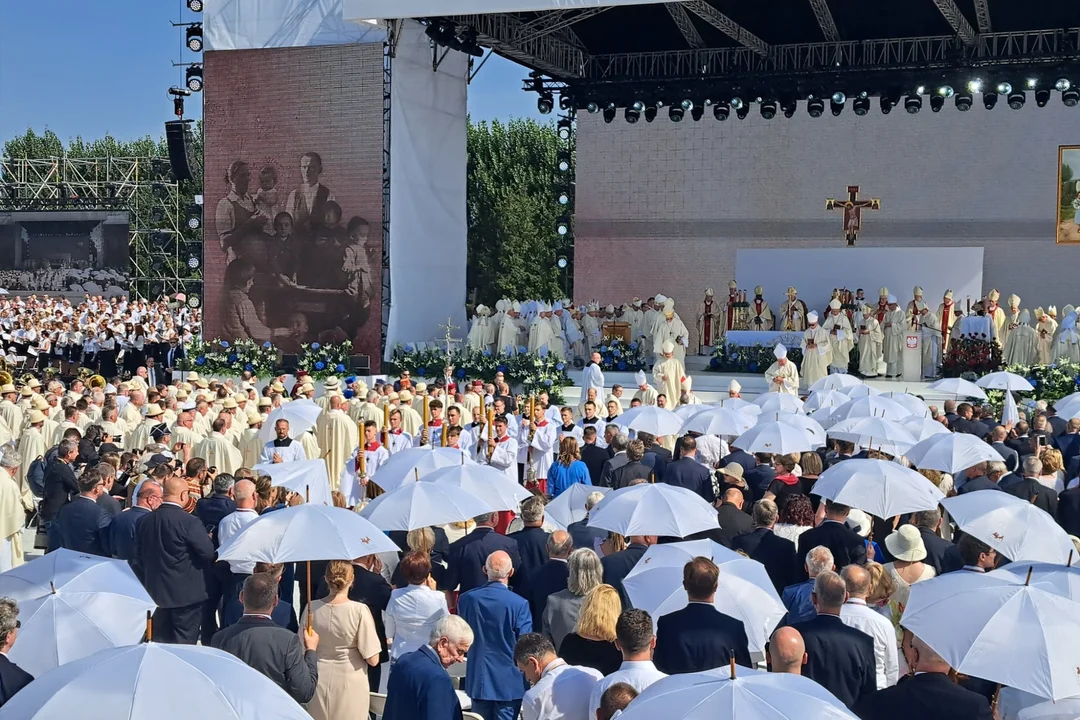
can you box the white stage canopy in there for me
[205,0,385,50]
[344,0,675,20]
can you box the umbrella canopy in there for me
[624,540,786,652]
[828,396,911,424]
[839,385,881,399]
[767,412,827,448]
[901,416,951,442]
[359,481,495,531]
[808,374,865,392]
[991,562,1080,601]
[545,483,610,530]
[216,503,399,564]
[618,666,856,720]
[904,433,1003,473]
[808,406,839,429]
[2,643,311,720]
[258,399,323,442]
[682,408,756,438]
[902,571,1080,700]
[364,447,477,493]
[802,389,849,412]
[752,392,805,414]
[615,405,684,436]
[674,404,712,422]
[1055,397,1080,421]
[827,417,918,456]
[420,464,533,512]
[927,377,988,400]
[0,550,155,678]
[812,459,945,518]
[878,391,931,418]
[941,492,1075,564]
[714,397,761,415]
[976,371,1035,392]
[732,421,814,456]
[1015,696,1080,720]
[587,484,720,538]
[251,459,332,506]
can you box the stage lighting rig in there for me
[557,151,571,172]
[537,92,554,114]
[760,99,777,119]
[644,105,658,123]
[186,23,203,52]
[559,95,573,111]
[955,93,972,111]
[984,92,998,109]
[185,65,203,92]
[168,87,191,118]
[930,95,944,112]
[690,105,704,121]
[807,96,824,118]
[186,0,203,11]
[603,105,616,123]
[904,94,922,114]
[585,102,599,114]
[1008,90,1026,109]
[713,101,730,121]
[1064,88,1080,107]
[830,97,844,116]
[735,105,749,120]
[852,94,870,116]
[1035,89,1050,107]
[557,118,572,139]
[781,98,797,118]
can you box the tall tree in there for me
[467,118,571,306]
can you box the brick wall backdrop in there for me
[575,100,1080,347]
[203,43,384,366]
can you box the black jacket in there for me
[580,443,611,486]
[40,458,78,521]
[1059,487,1080,536]
[567,517,608,555]
[654,602,752,675]
[598,453,629,489]
[610,460,652,489]
[957,476,1003,494]
[744,464,777,500]
[1005,477,1059,517]
[730,527,799,593]
[713,503,754,547]
[211,615,318,704]
[507,526,550,588]
[442,527,521,594]
[131,503,216,608]
[525,558,569,628]
[719,449,756,474]
[195,494,238,546]
[797,520,867,572]
[854,670,993,720]
[56,495,112,557]
[0,653,33,707]
[790,613,876,709]
[991,442,1020,473]
[600,543,648,609]
[662,458,715,504]
[918,526,955,577]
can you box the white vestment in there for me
[799,326,831,389]
[822,312,854,372]
[260,438,307,464]
[1003,321,1039,367]
[316,409,359,491]
[881,309,906,376]
[652,316,690,362]
[632,384,659,406]
[0,467,27,569]
[764,361,800,396]
[485,435,520,484]
[652,357,686,408]
[858,316,884,377]
[193,433,243,475]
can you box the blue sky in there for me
[0,0,545,148]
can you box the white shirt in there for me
[384,584,450,662]
[522,659,603,720]
[588,661,666,719]
[217,509,260,574]
[840,598,899,689]
[260,439,307,464]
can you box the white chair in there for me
[369,692,387,718]
[462,713,484,720]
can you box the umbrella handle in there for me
[146,610,152,642]
[729,657,736,680]
[306,560,313,633]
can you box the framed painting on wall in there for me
[1057,145,1080,244]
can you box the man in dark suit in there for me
[443,512,521,594]
[796,500,867,572]
[719,445,756,475]
[789,571,876,710]
[825,442,856,470]
[383,615,471,720]
[744,453,777,500]
[131,476,216,644]
[195,474,238,544]
[662,437,715,504]
[580,427,610,486]
[854,633,993,720]
[989,426,1020,472]
[566,490,609,555]
[0,598,32,707]
[41,438,79,551]
[638,432,671,482]
[610,440,652,489]
[110,480,161,561]
[1046,407,1068,438]
[211,573,319,704]
[956,461,1002,494]
[1059,482,1080,536]
[1005,421,1031,456]
[1005,455,1058,516]
[162,337,186,374]
[525,531,571,627]
[601,535,654,609]
[709,488,753,547]
[909,509,953,576]
[598,433,630,489]
[654,557,751,674]
[508,496,550,590]
[942,400,959,428]
[55,466,112,557]
[951,403,985,438]
[731,499,798,593]
[1055,418,1080,461]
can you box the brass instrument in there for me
[20,373,34,387]
[525,396,537,489]
[0,371,11,388]
[88,374,106,390]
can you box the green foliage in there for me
[985,360,1080,411]
[391,345,571,403]
[182,337,279,377]
[467,118,570,306]
[297,341,353,380]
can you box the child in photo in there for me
[253,165,280,223]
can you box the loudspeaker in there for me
[279,354,298,373]
[164,120,194,181]
[349,355,371,373]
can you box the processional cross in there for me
[437,317,462,381]
[825,185,881,247]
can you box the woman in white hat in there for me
[882,524,935,622]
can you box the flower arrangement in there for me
[707,342,805,374]
[298,340,353,380]
[183,338,279,377]
[597,337,648,372]
[391,345,573,404]
[984,360,1080,409]
[941,338,1003,378]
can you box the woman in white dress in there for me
[882,525,936,627]
[772,494,815,544]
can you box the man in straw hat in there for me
[127,403,166,451]
[764,344,799,396]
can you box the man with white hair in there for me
[631,370,657,406]
[652,298,689,363]
[652,341,685,409]
[839,564,899,689]
[782,545,834,624]
[382,615,474,720]
[457,550,532,720]
[764,344,799,396]
[582,352,605,405]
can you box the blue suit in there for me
[442,527,521,594]
[781,579,816,624]
[382,644,463,720]
[662,458,715,504]
[457,581,531,720]
[56,495,111,557]
[109,506,152,561]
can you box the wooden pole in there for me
[729,657,736,680]
[146,610,152,642]
[1025,566,1033,586]
[306,560,313,633]
[1070,550,1074,568]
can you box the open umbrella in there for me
[976,371,1035,392]
[618,666,856,720]
[623,540,786,652]
[251,459,332,506]
[828,396,911,424]
[991,562,1080,600]
[1,643,311,720]
[904,433,1003,473]
[902,570,1080,700]
[615,405,684,436]
[808,374,864,392]
[0,550,156,678]
[878,391,931,418]
[420,464,533,512]
[768,413,827,447]
[714,397,761,415]
[359,481,495,531]
[681,407,756,437]
[257,399,323,442]
[812,459,945,518]
[544,483,610,530]
[587,484,719,538]
[802,389,849,412]
[1015,695,1080,720]
[674,404,712,422]
[364,447,476,493]
[732,421,814,456]
[901,416,951,442]
[827,417,918,455]
[839,384,881,399]
[927,377,988,400]
[941,492,1075,564]
[752,393,804,414]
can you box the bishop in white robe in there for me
[631,370,658,406]
[0,461,29,570]
[194,426,243,475]
[881,297,906,378]
[857,308,884,378]
[316,396,359,490]
[652,342,686,408]
[652,300,690,363]
[764,344,799,396]
[822,300,853,374]
[799,312,830,390]
[1003,310,1039,367]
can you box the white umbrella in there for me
[618,666,856,720]
[714,397,761,415]
[927,377,988,400]
[587,484,720,538]
[681,408,756,437]
[0,550,155,678]
[878,391,931,418]
[732,421,814,456]
[545,483,610,530]
[941,492,1075,564]
[251,459,332,506]
[624,541,786,653]
[808,374,864,392]
[976,371,1035,392]
[752,392,804,413]
[802,389,849,412]
[216,503,399,563]
[808,406,839,429]
[257,399,323,442]
[674,404,712,422]
[2,643,311,720]
[359,481,495,531]
[365,447,477,493]
[1016,696,1080,720]
[840,384,881,399]
[902,570,1080,700]
[420,464,533,512]
[991,562,1080,600]
[827,417,918,455]
[812,459,945,518]
[765,412,827,448]
[615,405,684,436]
[904,432,1003,473]
[828,396,911,424]
[901,416,951,441]
[1055,397,1080,420]
[1001,389,1021,426]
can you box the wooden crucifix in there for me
[826,185,880,246]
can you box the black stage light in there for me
[668,105,685,122]
[831,91,846,104]
[556,215,570,235]
[586,102,599,114]
[559,95,572,111]
[760,99,777,119]
[1035,89,1051,107]
[690,105,704,121]
[186,24,203,52]
[807,96,824,118]
[730,97,745,111]
[456,29,484,57]
[735,105,749,120]
[557,118,572,139]
[879,96,892,114]
[186,205,202,230]
[557,151,571,172]
[185,65,203,92]
[1008,91,1026,109]
[1056,78,1072,92]
[781,99,797,118]
[187,0,203,10]
[713,101,730,121]
[830,97,844,116]
[644,106,658,123]
[853,96,870,116]
[537,93,554,114]
[602,105,616,123]
[904,94,922,114]
[983,92,998,109]
[997,82,1013,94]
[930,95,944,112]
[625,101,644,123]
[955,93,972,111]
[1064,88,1080,107]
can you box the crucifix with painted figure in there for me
[826,185,881,246]
[437,317,462,385]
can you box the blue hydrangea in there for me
[220,341,230,349]
[311,342,321,350]
[497,364,507,373]
[482,349,492,357]
[456,369,466,378]
[315,361,326,370]
[555,363,565,371]
[518,346,528,354]
[599,346,608,353]
[263,341,273,349]
[404,343,415,353]
[195,356,206,366]
[228,354,238,363]
[543,379,553,386]
[710,357,720,369]
[629,342,638,350]
[613,349,622,358]
[344,389,354,399]
[417,367,427,376]
[617,361,627,370]
[749,362,759,373]
[245,363,254,371]
[336,364,346,373]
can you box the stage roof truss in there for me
[682,0,769,56]
[445,12,588,77]
[931,0,977,44]
[972,0,992,34]
[665,3,705,50]
[807,0,840,42]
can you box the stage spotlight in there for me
[1027,78,1038,89]
[679,99,693,111]
[735,105,749,120]
[930,95,944,112]
[187,294,201,308]
[967,79,982,93]
[853,96,870,116]
[185,205,202,230]
[557,151,571,172]
[537,93,554,114]
[904,94,922,114]
[187,0,203,10]
[915,85,926,95]
[690,105,704,121]
[830,97,844,116]
[668,105,685,122]
[879,96,892,114]
[556,215,571,236]
[983,92,998,109]
[558,192,570,205]
[185,65,203,92]
[997,82,1012,94]
[586,102,599,114]
[644,106,658,123]
[937,85,954,98]
[186,24,203,52]
[807,96,824,118]
[559,95,572,111]
[760,99,777,119]
[556,256,568,269]
[1008,90,1026,109]
[623,106,639,124]
[602,105,616,123]
[1057,78,1073,92]
[955,93,973,111]
[781,99,797,118]
[1064,88,1080,107]
[730,97,745,111]
[187,256,201,270]
[832,91,846,104]
[557,118,572,139]
[713,101,730,121]
[1035,89,1051,107]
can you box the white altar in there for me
[722,330,807,348]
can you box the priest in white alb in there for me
[316,395,359,489]
[0,453,30,570]
[764,344,799,396]
[496,303,525,354]
[1036,306,1058,364]
[1052,312,1080,363]
[653,341,686,408]
[1003,310,1039,366]
[194,415,243,475]
[582,352,605,402]
[822,299,853,375]
[632,370,658,406]
[652,299,690,363]
[799,311,830,390]
[340,421,391,506]
[881,295,906,378]
[239,412,265,469]
[918,307,943,377]
[468,305,495,351]
[857,305,884,378]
